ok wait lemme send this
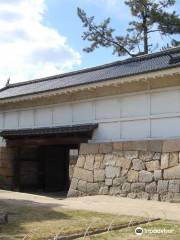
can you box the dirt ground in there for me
[0,190,180,221]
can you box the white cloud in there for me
[0,0,81,87]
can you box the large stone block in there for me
[139,152,154,161]
[113,177,126,186]
[128,170,139,182]
[168,180,180,193]
[131,183,145,192]
[169,152,179,167]
[113,142,123,151]
[99,186,109,195]
[161,153,169,169]
[104,154,116,166]
[109,186,121,195]
[139,170,153,183]
[70,178,78,190]
[145,160,160,171]
[80,143,99,154]
[94,154,104,169]
[67,189,81,197]
[122,182,131,193]
[76,155,85,168]
[116,157,131,170]
[123,141,148,151]
[162,139,180,152]
[105,166,120,178]
[145,181,157,193]
[157,180,168,193]
[94,169,105,182]
[105,178,113,186]
[84,154,95,171]
[73,167,93,182]
[78,180,87,192]
[86,183,99,194]
[132,159,145,171]
[148,140,163,152]
[154,170,162,181]
[99,143,112,154]
[153,153,161,160]
[164,164,180,179]
[124,151,138,160]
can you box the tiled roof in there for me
[0,47,180,100]
[0,123,98,139]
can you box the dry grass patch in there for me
[0,199,143,240]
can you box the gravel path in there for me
[0,190,180,221]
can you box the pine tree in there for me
[77,0,180,57]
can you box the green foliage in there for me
[77,0,180,57]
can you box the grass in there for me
[0,199,143,240]
[81,219,180,240]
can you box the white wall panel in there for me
[151,117,180,138]
[121,120,149,139]
[0,114,3,129]
[4,111,18,129]
[73,102,93,123]
[95,98,120,120]
[151,90,180,115]
[92,122,120,141]
[53,105,72,125]
[19,110,34,128]
[121,94,149,117]
[35,108,52,126]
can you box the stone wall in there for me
[0,147,15,190]
[68,140,180,202]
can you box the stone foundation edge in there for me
[68,139,180,202]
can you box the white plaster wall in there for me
[1,87,180,143]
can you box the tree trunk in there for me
[143,11,148,54]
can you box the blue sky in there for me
[0,0,179,87]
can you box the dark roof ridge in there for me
[2,46,180,90]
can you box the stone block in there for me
[145,181,157,193]
[105,166,120,179]
[122,182,131,193]
[161,153,169,169]
[70,178,78,190]
[145,160,160,171]
[113,177,125,186]
[148,140,163,152]
[99,186,109,195]
[139,152,154,161]
[132,159,145,171]
[169,152,179,167]
[128,170,139,182]
[99,143,112,154]
[94,154,104,168]
[157,180,168,193]
[164,164,180,179]
[104,154,116,166]
[94,169,105,182]
[137,192,149,200]
[113,142,123,151]
[86,183,99,194]
[73,167,93,182]
[84,154,95,171]
[76,155,85,168]
[123,141,148,151]
[105,178,113,186]
[131,183,145,192]
[154,170,162,181]
[67,189,81,197]
[151,194,160,201]
[124,151,138,160]
[168,180,180,193]
[80,143,99,154]
[109,186,121,195]
[162,139,180,152]
[116,157,131,170]
[139,170,153,183]
[171,193,180,203]
[78,180,87,192]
